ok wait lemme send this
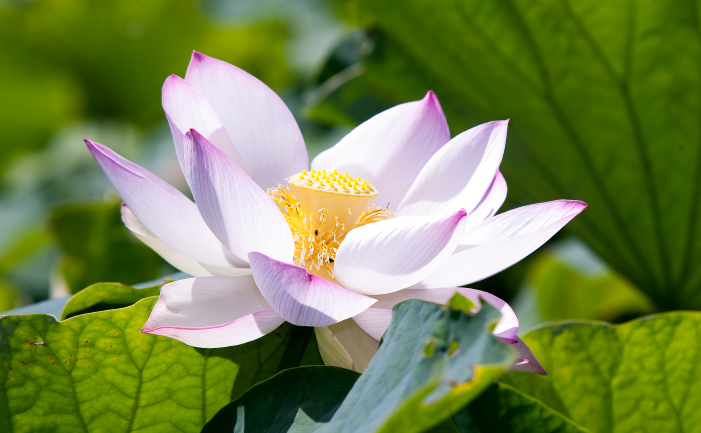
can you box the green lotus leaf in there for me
[496,312,701,433]
[0,297,240,432]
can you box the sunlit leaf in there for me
[326,0,701,309]
[498,312,701,433]
[60,282,163,320]
[0,298,239,432]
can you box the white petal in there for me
[315,326,354,371]
[463,171,507,231]
[249,252,376,327]
[185,52,308,190]
[352,309,392,341]
[312,91,450,210]
[121,204,252,277]
[420,200,587,288]
[397,120,508,217]
[334,210,467,295]
[322,319,379,373]
[183,130,294,264]
[142,276,284,348]
[85,139,243,269]
[162,75,247,173]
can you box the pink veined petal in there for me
[162,75,247,173]
[462,170,507,231]
[333,209,468,295]
[249,252,376,327]
[142,276,284,348]
[184,51,308,190]
[419,200,587,288]
[183,129,294,264]
[397,120,508,218]
[312,91,450,210]
[85,139,243,269]
[121,204,252,277]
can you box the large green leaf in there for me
[328,0,701,309]
[495,312,701,433]
[453,382,590,433]
[318,297,515,433]
[48,201,168,293]
[0,297,239,432]
[202,366,360,433]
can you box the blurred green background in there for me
[4,0,697,331]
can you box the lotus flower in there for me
[85,52,585,375]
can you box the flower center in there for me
[268,169,392,281]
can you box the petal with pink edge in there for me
[185,52,308,190]
[333,209,467,295]
[121,204,252,277]
[419,200,587,288]
[142,276,284,348]
[312,91,450,210]
[463,171,507,231]
[316,320,379,373]
[162,75,247,172]
[249,252,376,327]
[397,120,508,218]
[85,139,242,269]
[183,130,294,264]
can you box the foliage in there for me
[320,0,701,310]
[0,298,239,432]
[60,282,163,320]
[464,312,701,432]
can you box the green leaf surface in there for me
[529,253,654,323]
[498,312,701,433]
[202,367,360,433]
[60,282,163,320]
[330,0,701,309]
[48,201,168,293]
[0,297,240,433]
[453,382,589,433]
[317,298,516,433]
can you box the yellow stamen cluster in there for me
[294,169,376,194]
[268,181,391,281]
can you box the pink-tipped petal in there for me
[142,276,284,348]
[420,200,587,288]
[463,171,507,230]
[249,252,376,327]
[312,91,450,210]
[397,120,508,218]
[183,130,294,264]
[162,75,247,172]
[333,209,468,295]
[508,337,547,375]
[85,139,242,269]
[185,52,308,190]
